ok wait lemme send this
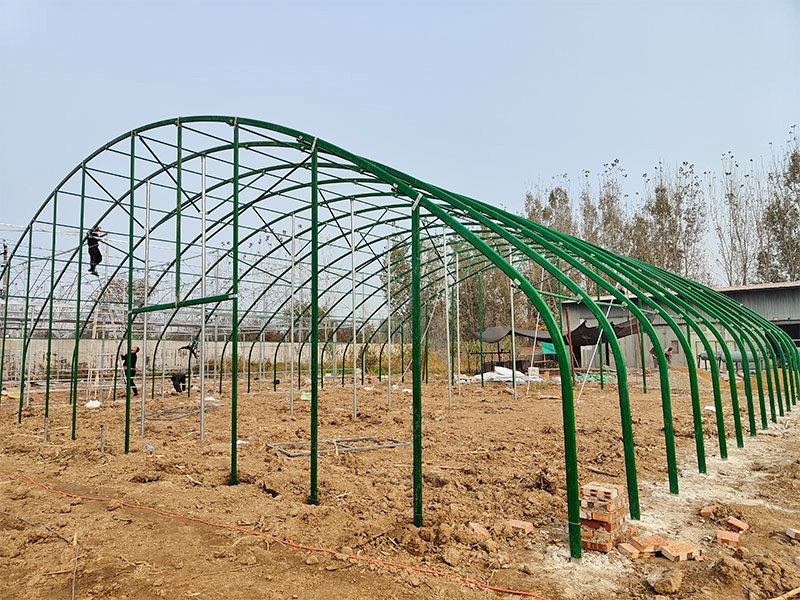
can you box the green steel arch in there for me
[1,115,797,560]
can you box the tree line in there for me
[525,125,800,287]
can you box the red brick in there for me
[581,495,627,512]
[617,542,640,559]
[591,506,628,524]
[726,517,749,534]
[580,482,624,500]
[468,522,491,541]
[661,541,702,562]
[717,529,741,548]
[786,528,800,540]
[630,535,669,553]
[699,504,717,519]
[507,519,534,535]
[582,540,613,553]
[617,526,637,543]
[580,518,620,532]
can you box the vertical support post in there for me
[597,277,604,389]
[442,230,452,408]
[175,119,182,304]
[401,324,405,380]
[639,301,647,393]
[230,121,240,485]
[161,341,166,400]
[71,165,87,440]
[424,304,429,384]
[18,230,33,422]
[124,132,135,453]
[411,198,423,527]
[509,246,517,399]
[309,147,320,504]
[478,270,484,387]
[140,179,150,436]
[350,198,357,418]
[45,192,58,439]
[0,242,10,401]
[387,237,392,407]
[455,252,462,395]
[200,154,207,440]
[290,214,296,416]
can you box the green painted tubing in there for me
[478,270,484,387]
[131,293,235,314]
[488,208,720,470]
[310,148,319,505]
[653,269,766,436]
[655,269,786,429]
[400,325,405,383]
[638,299,646,394]
[0,247,10,404]
[414,201,583,559]
[72,165,87,441]
[125,132,136,454]
[654,270,773,433]
[425,303,429,384]
[18,232,33,423]
[426,194,648,510]
[411,202,423,527]
[15,118,796,560]
[597,279,604,390]
[45,192,58,431]
[175,121,182,301]
[432,190,698,481]
[231,122,240,486]
[523,229,729,459]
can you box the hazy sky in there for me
[1,0,798,245]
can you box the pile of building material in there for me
[580,481,633,553]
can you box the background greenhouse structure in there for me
[1,116,797,558]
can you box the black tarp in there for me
[477,319,642,367]
[478,319,640,345]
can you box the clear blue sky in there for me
[1,0,798,242]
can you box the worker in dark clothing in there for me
[86,225,106,276]
[171,373,187,393]
[120,346,140,396]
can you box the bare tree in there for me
[597,159,629,255]
[758,126,800,282]
[632,161,707,282]
[708,153,762,286]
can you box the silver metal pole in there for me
[290,215,296,416]
[214,251,219,393]
[455,251,462,395]
[160,341,165,400]
[443,229,453,408]
[141,179,150,435]
[509,246,518,400]
[200,155,207,440]
[386,239,392,407]
[351,198,357,418]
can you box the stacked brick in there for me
[579,482,633,553]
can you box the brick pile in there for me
[579,481,633,553]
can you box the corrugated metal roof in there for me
[713,280,800,293]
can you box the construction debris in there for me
[700,504,717,519]
[717,530,741,548]
[726,517,750,534]
[580,482,633,553]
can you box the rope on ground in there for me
[3,472,551,600]
[0,509,80,600]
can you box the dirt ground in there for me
[1,369,800,600]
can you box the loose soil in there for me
[2,370,799,600]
